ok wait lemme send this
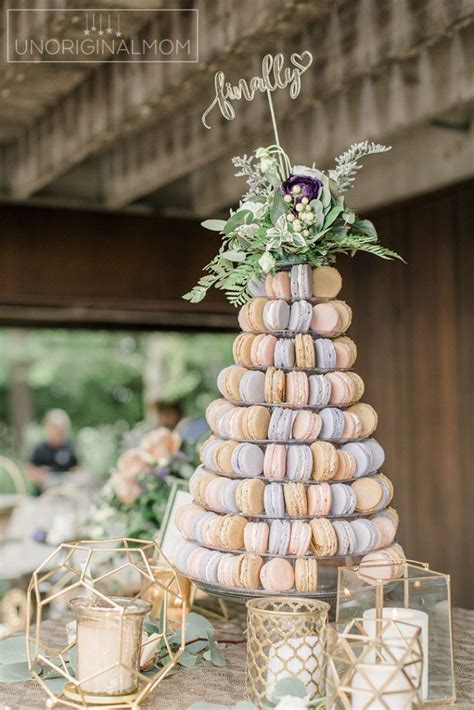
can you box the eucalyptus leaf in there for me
[0,661,33,683]
[186,639,209,654]
[342,210,355,224]
[44,676,69,693]
[177,650,198,669]
[354,219,377,240]
[323,204,344,229]
[185,612,215,641]
[188,704,229,710]
[203,632,226,667]
[0,636,29,663]
[233,703,260,710]
[221,250,247,263]
[271,676,307,702]
[224,210,253,236]
[201,219,226,232]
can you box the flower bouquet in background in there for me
[88,425,197,539]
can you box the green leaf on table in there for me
[0,661,33,683]
[144,615,161,635]
[201,220,226,232]
[271,676,307,703]
[187,704,229,710]
[185,612,215,641]
[44,676,69,693]
[177,650,198,669]
[186,639,209,654]
[203,632,226,667]
[233,702,259,709]
[0,636,29,663]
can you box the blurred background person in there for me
[27,409,79,489]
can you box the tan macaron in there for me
[310,441,338,481]
[295,557,318,592]
[283,482,308,516]
[242,406,270,440]
[294,334,316,368]
[236,478,265,515]
[265,367,286,404]
[232,333,256,367]
[331,300,352,332]
[310,518,338,556]
[352,477,384,513]
[215,440,239,473]
[312,266,342,298]
[347,372,365,402]
[347,403,378,437]
[219,515,247,549]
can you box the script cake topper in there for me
[201,51,314,129]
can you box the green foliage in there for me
[183,143,402,306]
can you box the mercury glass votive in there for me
[69,596,151,697]
[138,562,191,624]
[336,559,455,704]
[246,597,329,708]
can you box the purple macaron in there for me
[315,339,337,370]
[319,407,345,440]
[289,300,313,332]
[219,479,240,513]
[350,519,378,553]
[239,370,265,404]
[330,483,357,515]
[308,374,332,407]
[231,443,264,477]
[269,407,296,442]
[290,264,312,299]
[269,519,291,555]
[264,482,285,516]
[364,438,385,472]
[286,445,312,482]
[341,442,374,477]
[275,338,295,368]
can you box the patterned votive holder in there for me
[336,558,455,704]
[326,617,424,709]
[246,597,329,708]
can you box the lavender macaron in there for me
[239,370,265,404]
[319,407,345,440]
[231,442,264,477]
[290,264,313,299]
[350,518,378,553]
[269,407,296,442]
[275,338,295,368]
[286,445,312,482]
[289,300,313,332]
[364,438,385,472]
[269,519,291,555]
[264,482,285,516]
[308,375,332,407]
[219,479,241,513]
[341,441,374,477]
[330,483,357,515]
[315,338,337,370]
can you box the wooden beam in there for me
[100,22,474,209]
[0,203,236,330]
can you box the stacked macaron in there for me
[234,333,357,370]
[188,467,393,518]
[217,364,365,407]
[175,264,403,595]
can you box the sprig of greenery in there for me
[329,141,391,191]
[183,143,402,306]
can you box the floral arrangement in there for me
[88,426,195,539]
[184,141,403,306]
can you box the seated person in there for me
[27,409,78,487]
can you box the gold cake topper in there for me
[201,51,314,130]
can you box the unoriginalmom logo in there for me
[6,8,198,63]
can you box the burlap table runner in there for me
[1,606,472,709]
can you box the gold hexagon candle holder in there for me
[326,617,424,709]
[26,538,186,709]
[245,597,329,708]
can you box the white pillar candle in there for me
[266,635,325,699]
[363,607,428,700]
[71,597,150,696]
[351,665,416,709]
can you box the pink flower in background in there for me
[117,448,151,479]
[141,427,182,462]
[111,473,141,505]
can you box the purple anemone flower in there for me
[282,174,322,202]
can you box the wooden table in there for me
[1,607,472,709]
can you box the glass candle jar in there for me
[70,596,151,697]
[138,562,191,624]
[246,597,329,708]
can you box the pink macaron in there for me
[326,372,356,406]
[272,272,291,300]
[334,449,357,480]
[217,553,237,586]
[263,444,287,479]
[260,558,295,591]
[286,372,309,406]
[371,514,397,548]
[288,520,312,556]
[265,274,276,299]
[307,482,332,515]
[244,521,270,553]
[206,399,235,431]
[342,411,362,440]
[311,303,342,336]
[251,334,277,367]
[292,411,322,441]
[205,477,229,511]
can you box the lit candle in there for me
[351,665,417,709]
[266,635,325,699]
[363,607,428,700]
[70,597,151,696]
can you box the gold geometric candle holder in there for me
[336,558,455,704]
[325,617,424,709]
[245,597,330,709]
[26,537,186,709]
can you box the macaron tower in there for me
[178,141,404,600]
[175,263,403,599]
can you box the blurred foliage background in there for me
[0,329,233,491]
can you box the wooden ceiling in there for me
[0,0,473,216]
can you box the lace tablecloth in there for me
[1,606,472,709]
